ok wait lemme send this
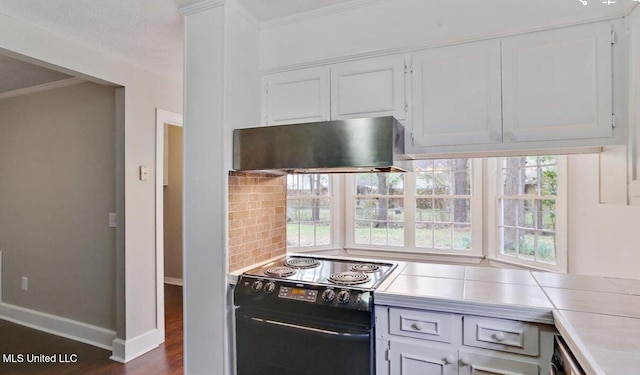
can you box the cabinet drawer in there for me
[389,308,460,344]
[463,316,539,356]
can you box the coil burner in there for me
[328,271,370,286]
[349,264,381,273]
[265,266,297,278]
[284,257,321,269]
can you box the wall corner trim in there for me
[0,77,85,100]
[0,302,115,350]
[110,328,162,363]
[180,0,226,16]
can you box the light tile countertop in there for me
[375,263,640,375]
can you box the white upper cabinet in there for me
[263,66,330,125]
[262,20,624,155]
[330,55,407,120]
[263,55,407,125]
[502,22,613,143]
[411,40,502,148]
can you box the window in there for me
[286,174,332,249]
[353,173,405,247]
[346,159,482,254]
[491,156,567,271]
[415,159,473,251]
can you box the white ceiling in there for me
[0,0,357,83]
[0,0,635,86]
[0,0,187,81]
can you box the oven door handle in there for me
[249,317,370,338]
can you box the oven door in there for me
[235,308,373,375]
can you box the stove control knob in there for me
[251,280,263,292]
[337,290,351,304]
[321,289,335,302]
[264,282,276,294]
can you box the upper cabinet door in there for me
[330,55,407,120]
[411,40,503,149]
[502,22,613,143]
[263,66,330,125]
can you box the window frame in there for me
[487,156,568,273]
[344,159,483,257]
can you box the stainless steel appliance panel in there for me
[233,116,408,173]
[550,336,585,375]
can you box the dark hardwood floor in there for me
[0,284,183,375]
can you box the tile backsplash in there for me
[228,172,286,272]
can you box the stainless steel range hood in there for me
[233,116,409,174]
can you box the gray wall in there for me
[164,125,183,279]
[0,82,116,330]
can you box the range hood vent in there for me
[233,116,409,174]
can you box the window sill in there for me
[344,247,484,265]
[486,256,566,273]
[288,248,345,256]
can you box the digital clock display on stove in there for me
[278,286,318,302]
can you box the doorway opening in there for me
[155,109,183,342]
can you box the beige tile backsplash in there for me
[228,172,286,272]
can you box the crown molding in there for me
[180,0,226,16]
[260,0,395,30]
[260,15,624,75]
[226,0,259,26]
[0,77,85,100]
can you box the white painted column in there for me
[182,3,228,374]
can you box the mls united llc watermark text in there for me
[2,353,78,364]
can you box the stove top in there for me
[242,256,396,291]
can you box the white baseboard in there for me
[164,276,183,286]
[110,328,161,363]
[0,302,115,350]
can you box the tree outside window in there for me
[499,156,558,265]
[354,173,405,246]
[286,174,331,248]
[415,159,472,250]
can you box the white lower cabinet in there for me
[389,340,457,375]
[386,341,539,375]
[377,307,555,375]
[458,351,538,375]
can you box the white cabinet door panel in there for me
[502,22,613,142]
[331,55,406,120]
[264,67,330,125]
[458,351,538,375]
[390,340,457,375]
[411,40,502,148]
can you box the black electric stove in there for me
[233,256,397,375]
[242,256,396,291]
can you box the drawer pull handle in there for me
[494,332,505,342]
[460,357,471,366]
[444,355,455,365]
[412,322,423,331]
